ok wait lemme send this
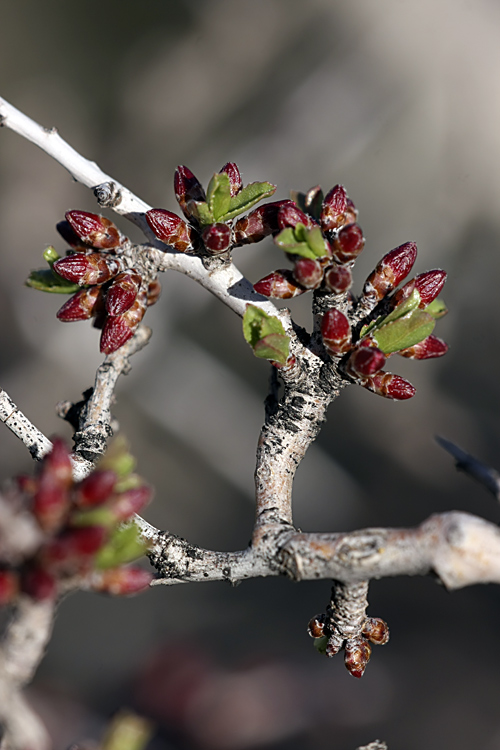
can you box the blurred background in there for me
[1,0,500,748]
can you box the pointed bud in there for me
[21,566,57,601]
[321,309,352,355]
[112,485,152,521]
[93,566,153,596]
[324,265,352,293]
[53,253,122,286]
[106,272,142,316]
[56,287,102,322]
[307,613,327,639]
[362,618,390,646]
[398,334,448,360]
[347,346,386,377]
[344,638,372,678]
[220,162,242,196]
[414,269,447,307]
[145,209,195,252]
[363,372,416,400]
[321,185,347,231]
[100,290,147,354]
[292,257,323,289]
[77,470,118,508]
[65,211,121,249]
[45,526,107,570]
[233,200,295,245]
[363,242,418,302]
[146,279,161,307]
[0,569,19,605]
[202,223,232,254]
[344,197,358,225]
[33,440,73,532]
[174,166,206,218]
[277,203,314,230]
[332,223,365,264]
[253,269,306,298]
[56,220,88,249]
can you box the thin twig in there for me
[436,435,500,500]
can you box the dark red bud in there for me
[364,372,416,400]
[332,223,365,264]
[414,269,447,307]
[253,269,306,299]
[233,200,295,245]
[45,526,107,569]
[42,438,73,487]
[398,334,448,360]
[174,166,206,218]
[53,253,122,286]
[277,203,313,230]
[321,309,352,355]
[77,470,118,508]
[100,290,147,354]
[56,287,102,322]
[106,272,142,316]
[321,184,348,231]
[93,567,153,596]
[348,346,386,377]
[65,211,121,249]
[344,638,372,678]
[56,220,88,249]
[202,223,232,254]
[220,162,243,196]
[344,197,358,225]
[362,618,390,646]
[113,485,152,521]
[33,440,73,532]
[363,242,418,302]
[292,258,323,289]
[0,569,19,604]
[145,209,194,252]
[21,566,57,601]
[324,265,352,293]
[146,279,161,307]
[307,613,327,639]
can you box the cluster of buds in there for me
[0,439,153,604]
[253,184,448,399]
[28,211,161,354]
[146,162,290,258]
[308,612,390,679]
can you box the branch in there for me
[436,435,500,500]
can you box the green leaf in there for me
[25,268,80,294]
[243,304,290,364]
[359,288,422,339]
[373,309,436,354]
[274,228,317,260]
[219,181,276,221]
[425,298,448,319]
[43,246,60,264]
[313,636,329,655]
[187,200,214,227]
[206,172,231,221]
[95,523,150,570]
[98,437,136,478]
[71,507,115,528]
[306,226,328,258]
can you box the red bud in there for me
[77,470,117,508]
[93,566,153,596]
[53,253,122,286]
[363,242,417,302]
[146,209,195,252]
[321,185,347,231]
[362,618,390,646]
[321,309,352,355]
[414,269,447,307]
[100,289,147,354]
[56,220,88,249]
[56,287,102,322]
[364,372,416,400]
[324,265,352,293]
[277,202,313,230]
[307,613,327,639]
[45,526,107,569]
[65,211,121,249]
[253,269,306,298]
[220,162,243,196]
[292,258,323,289]
[33,440,73,532]
[112,485,152,521]
[345,197,358,224]
[344,638,372,678]
[0,569,19,605]
[233,200,295,245]
[202,223,231,254]
[174,166,206,218]
[21,566,57,601]
[398,334,448,360]
[347,346,386,377]
[106,272,142,316]
[332,223,365,264]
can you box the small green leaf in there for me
[95,523,149,570]
[425,298,448,319]
[379,288,421,326]
[243,304,290,364]
[306,226,328,258]
[98,437,136,478]
[187,200,214,227]
[207,172,231,221]
[274,228,317,260]
[373,309,436,354]
[43,246,60,264]
[313,636,328,655]
[219,181,276,221]
[25,268,80,294]
[72,507,115,528]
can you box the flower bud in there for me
[324,265,352,293]
[362,618,390,646]
[347,346,386,377]
[307,613,327,639]
[220,162,243,196]
[344,638,372,678]
[56,220,88,249]
[65,211,121,249]
[292,258,323,289]
[0,569,19,605]
[21,565,57,601]
[174,166,206,218]
[146,279,161,307]
[146,209,195,252]
[33,440,73,532]
[100,290,147,354]
[77,470,118,508]
[53,253,122,286]
[56,287,102,322]
[321,309,352,355]
[253,269,306,298]
[112,485,152,521]
[414,269,447,307]
[332,223,365,264]
[45,526,107,570]
[398,334,448,360]
[344,197,358,225]
[202,223,232,254]
[277,202,313,230]
[321,184,347,231]
[363,372,416,400]
[363,242,417,302]
[106,272,142,316]
[93,566,153,596]
[233,200,295,245]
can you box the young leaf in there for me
[186,200,214,227]
[306,226,329,258]
[275,227,317,261]
[372,309,436,354]
[95,523,150,569]
[206,172,232,221]
[43,246,60,264]
[219,181,276,221]
[359,288,422,339]
[425,298,448,319]
[254,333,290,363]
[26,268,80,294]
[243,304,290,364]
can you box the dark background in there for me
[1,1,500,748]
